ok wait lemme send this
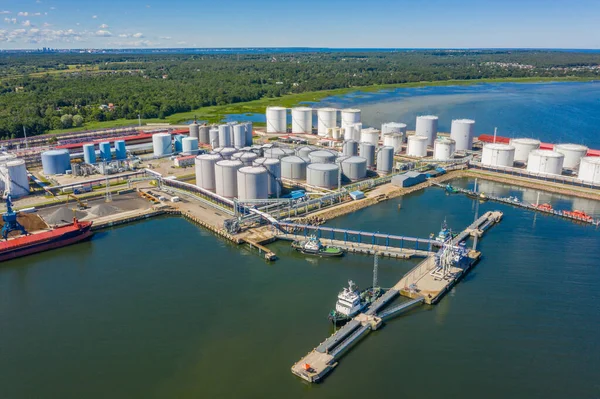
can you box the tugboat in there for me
[327,280,383,325]
[435,219,456,243]
[563,209,594,223]
[532,202,553,212]
[445,184,459,194]
[291,235,344,257]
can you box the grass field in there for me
[48,76,596,134]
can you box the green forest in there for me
[1,50,599,139]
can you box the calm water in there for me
[227,82,600,148]
[1,179,599,398]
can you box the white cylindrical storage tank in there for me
[509,138,541,163]
[253,157,281,196]
[215,159,243,198]
[376,146,394,174]
[578,157,600,184]
[152,133,172,157]
[345,122,362,142]
[232,151,258,166]
[359,142,376,168]
[281,155,309,181]
[209,128,219,148]
[218,124,232,148]
[481,143,516,167]
[4,159,29,197]
[308,150,338,164]
[182,137,199,155]
[213,147,237,160]
[198,126,210,144]
[554,144,588,169]
[360,128,380,147]
[383,133,403,153]
[244,122,254,146]
[527,150,564,176]
[237,166,269,200]
[189,123,200,140]
[307,163,339,189]
[194,154,221,191]
[434,138,456,161]
[264,147,294,160]
[407,135,429,158]
[83,143,96,164]
[340,156,367,181]
[381,122,407,142]
[232,124,246,149]
[450,119,475,151]
[331,127,342,141]
[291,107,313,134]
[296,146,314,158]
[415,115,438,146]
[317,108,338,137]
[342,140,358,156]
[341,109,361,129]
[41,149,71,175]
[266,106,287,133]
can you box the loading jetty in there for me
[291,210,503,383]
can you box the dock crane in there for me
[1,195,27,240]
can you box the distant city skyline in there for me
[1,0,599,49]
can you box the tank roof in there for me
[196,153,222,160]
[484,143,515,150]
[341,108,361,112]
[510,138,541,145]
[318,107,338,112]
[408,135,428,141]
[281,155,309,164]
[308,163,339,171]
[342,156,367,164]
[530,149,564,158]
[581,156,600,164]
[43,149,69,155]
[216,159,243,167]
[253,157,280,165]
[555,143,588,151]
[417,115,438,120]
[238,166,267,174]
[452,119,475,124]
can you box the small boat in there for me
[445,184,459,194]
[532,203,553,212]
[291,235,344,257]
[328,280,383,325]
[435,219,456,243]
[562,210,594,222]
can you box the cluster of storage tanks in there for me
[0,153,29,197]
[266,106,361,137]
[41,139,130,176]
[480,139,599,184]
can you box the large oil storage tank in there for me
[407,135,428,158]
[253,157,281,196]
[195,154,221,191]
[215,159,243,198]
[554,143,588,169]
[433,138,456,161]
[296,146,314,158]
[218,124,232,147]
[342,140,358,156]
[307,163,339,189]
[232,124,246,149]
[415,115,438,146]
[340,156,367,181]
[99,141,112,161]
[291,107,313,134]
[383,133,403,153]
[4,159,29,197]
[83,143,96,164]
[244,122,254,146]
[345,122,362,142]
[359,142,376,167]
[527,150,564,175]
[209,128,219,148]
[114,140,127,160]
[198,125,210,144]
[381,122,407,141]
[376,146,394,174]
[481,143,516,167]
[509,138,541,163]
[152,133,172,157]
[237,166,269,200]
[264,147,294,160]
[341,109,361,129]
[308,150,338,164]
[232,151,258,166]
[281,156,309,181]
[266,106,287,133]
[317,108,338,137]
[189,123,199,140]
[450,119,475,151]
[578,157,600,184]
[41,149,71,175]
[360,128,380,147]
[213,147,237,160]
[182,137,199,155]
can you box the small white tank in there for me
[253,157,281,196]
[195,154,222,191]
[345,122,362,142]
[434,138,456,161]
[218,124,232,147]
[383,133,403,153]
[407,135,428,158]
[307,163,339,189]
[4,159,29,197]
[376,146,394,174]
[266,106,287,133]
[527,150,564,175]
[509,138,541,163]
[481,143,515,167]
[237,166,269,200]
[281,156,309,181]
[340,108,361,129]
[360,128,380,147]
[554,143,588,169]
[152,133,172,157]
[415,115,438,146]
[291,107,313,134]
[215,159,243,198]
[381,122,407,136]
[317,108,338,137]
[578,156,600,184]
[450,119,475,151]
[308,150,338,164]
[182,137,199,154]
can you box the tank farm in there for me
[4,105,600,383]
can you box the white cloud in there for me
[146,4,151,8]
[4,17,17,24]
[110,39,156,47]
[99,23,108,29]
[22,20,31,27]
[17,11,28,16]
[159,36,171,40]
[42,22,51,27]
[91,15,97,19]
[118,33,129,38]
[0,11,11,14]
[32,12,41,16]
[76,22,80,26]
[177,41,186,45]
[95,29,111,37]
[132,32,143,38]
[49,6,55,10]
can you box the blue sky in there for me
[0,0,599,49]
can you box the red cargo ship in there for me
[0,218,93,262]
